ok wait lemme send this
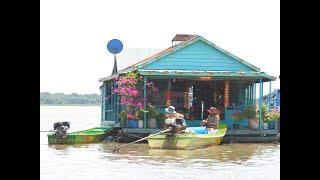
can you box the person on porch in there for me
[200,107,220,131]
[163,106,187,133]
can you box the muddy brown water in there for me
[40,106,280,180]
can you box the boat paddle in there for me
[40,130,55,132]
[113,129,171,153]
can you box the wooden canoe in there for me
[47,127,112,145]
[147,128,227,150]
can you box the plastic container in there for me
[138,120,143,128]
[189,127,208,134]
[147,119,157,128]
[128,119,138,128]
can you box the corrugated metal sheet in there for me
[142,39,257,72]
[100,35,275,82]
[99,48,162,81]
[116,48,162,70]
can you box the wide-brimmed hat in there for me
[207,107,218,114]
[165,106,176,114]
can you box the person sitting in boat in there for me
[163,106,187,133]
[200,107,220,131]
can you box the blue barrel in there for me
[189,127,208,134]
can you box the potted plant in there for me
[113,71,159,128]
[137,110,145,128]
[118,111,127,127]
[113,71,144,128]
[243,107,258,130]
[265,109,280,129]
[257,104,280,129]
[147,105,158,128]
[231,111,245,129]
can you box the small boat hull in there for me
[47,127,111,145]
[148,128,227,150]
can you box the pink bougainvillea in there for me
[113,72,143,119]
[113,71,159,120]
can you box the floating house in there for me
[99,34,279,142]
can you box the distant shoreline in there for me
[40,104,100,106]
[40,92,101,105]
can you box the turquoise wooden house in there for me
[99,34,277,133]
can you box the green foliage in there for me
[118,111,127,125]
[232,106,257,120]
[258,104,280,122]
[147,105,158,119]
[40,92,101,105]
[138,109,145,120]
[231,111,246,121]
[243,106,257,119]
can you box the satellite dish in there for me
[107,39,123,54]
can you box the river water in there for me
[40,106,280,180]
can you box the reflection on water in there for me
[41,106,280,180]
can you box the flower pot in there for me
[128,119,138,128]
[147,118,157,128]
[233,123,240,129]
[268,121,276,129]
[138,120,143,128]
[249,119,259,130]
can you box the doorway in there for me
[191,81,225,120]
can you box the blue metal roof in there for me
[139,36,260,72]
[100,35,276,82]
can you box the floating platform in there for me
[118,128,279,143]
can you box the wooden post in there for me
[224,81,229,107]
[249,84,252,106]
[248,84,250,106]
[252,83,254,107]
[166,79,171,106]
[101,83,105,122]
[259,79,263,129]
[269,81,272,111]
[111,81,114,121]
[114,81,118,124]
[250,84,253,107]
[238,82,241,105]
[244,87,247,107]
[143,76,147,128]
[253,83,256,109]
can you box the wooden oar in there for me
[113,129,170,153]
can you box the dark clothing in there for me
[201,114,220,128]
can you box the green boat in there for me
[47,127,112,145]
[147,128,227,150]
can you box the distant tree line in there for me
[40,92,101,105]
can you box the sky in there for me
[40,0,280,95]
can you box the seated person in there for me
[200,107,220,129]
[163,106,187,133]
